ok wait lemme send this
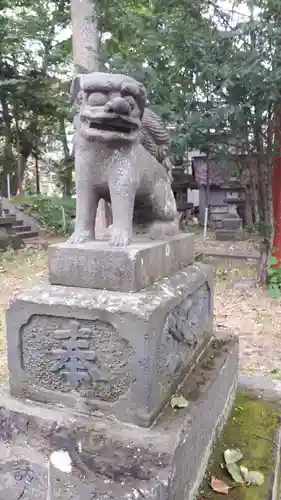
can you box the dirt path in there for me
[0,246,48,378]
[214,261,281,377]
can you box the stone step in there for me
[0,215,16,225]
[215,229,247,241]
[13,224,31,233]
[18,230,38,239]
[221,218,243,230]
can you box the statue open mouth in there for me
[80,114,140,142]
[89,118,138,135]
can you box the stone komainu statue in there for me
[69,72,178,247]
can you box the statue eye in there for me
[123,95,135,110]
[87,92,108,106]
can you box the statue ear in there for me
[137,83,148,118]
[70,75,82,105]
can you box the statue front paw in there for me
[110,227,132,247]
[68,229,94,244]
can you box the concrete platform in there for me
[0,332,238,500]
[48,233,194,292]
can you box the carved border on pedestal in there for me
[20,315,134,402]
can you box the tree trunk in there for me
[257,238,270,285]
[249,159,260,225]
[244,185,254,231]
[35,155,40,195]
[267,160,273,245]
[14,112,24,195]
[70,0,113,233]
[272,111,281,263]
[59,118,73,196]
[71,0,99,73]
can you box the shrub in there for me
[10,195,76,235]
[267,254,281,299]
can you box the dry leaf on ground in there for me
[170,394,188,409]
[224,448,243,464]
[226,463,244,483]
[246,470,264,485]
[210,475,230,494]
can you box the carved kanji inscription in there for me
[50,322,108,389]
[21,315,134,401]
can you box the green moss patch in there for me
[198,390,281,499]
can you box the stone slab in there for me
[7,263,213,427]
[0,332,239,500]
[215,229,247,241]
[0,215,16,226]
[0,231,23,251]
[222,217,242,230]
[48,233,194,292]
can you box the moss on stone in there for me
[199,390,281,499]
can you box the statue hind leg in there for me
[149,179,180,238]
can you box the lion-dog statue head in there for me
[71,72,147,144]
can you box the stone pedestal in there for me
[4,234,238,499]
[0,332,238,500]
[48,234,194,292]
[215,199,243,240]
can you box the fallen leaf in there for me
[170,394,188,409]
[224,448,243,464]
[226,463,245,484]
[246,470,264,486]
[210,475,230,494]
[240,465,249,482]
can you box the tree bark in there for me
[249,157,260,224]
[59,118,73,196]
[35,155,40,195]
[71,0,99,73]
[272,111,281,263]
[244,185,254,231]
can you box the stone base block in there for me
[7,263,213,427]
[0,332,238,500]
[222,218,243,230]
[215,229,247,241]
[48,233,194,292]
[0,231,23,250]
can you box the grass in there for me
[0,246,48,380]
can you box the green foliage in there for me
[267,254,281,298]
[11,195,75,234]
[0,0,72,195]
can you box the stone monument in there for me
[2,72,238,499]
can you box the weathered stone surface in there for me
[0,215,16,229]
[48,233,194,292]
[0,332,239,500]
[222,217,242,230]
[69,72,179,248]
[0,230,23,251]
[0,458,46,499]
[215,229,247,241]
[7,262,213,427]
